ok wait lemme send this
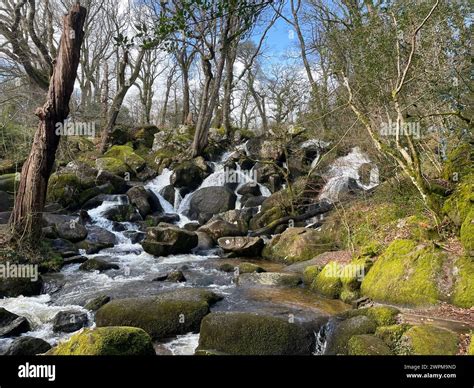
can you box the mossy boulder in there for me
[104,145,146,172]
[5,336,51,355]
[347,334,393,355]
[399,325,459,355]
[339,306,400,327]
[238,272,301,287]
[361,239,446,306]
[442,174,473,227]
[0,173,20,193]
[95,157,129,176]
[197,312,314,355]
[95,289,219,339]
[310,262,343,298]
[49,327,155,355]
[451,256,474,308]
[249,206,285,231]
[170,160,207,193]
[460,209,474,256]
[303,265,321,286]
[375,324,411,350]
[0,276,43,298]
[47,173,89,209]
[442,143,473,182]
[238,263,266,274]
[326,315,377,355]
[131,125,160,148]
[468,332,474,355]
[262,227,335,264]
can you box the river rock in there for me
[262,227,336,263]
[238,263,266,274]
[126,186,152,218]
[159,185,176,204]
[96,170,128,194]
[195,231,215,251]
[0,276,43,298]
[0,191,13,212]
[325,316,378,355]
[0,308,31,337]
[4,336,51,355]
[76,226,117,254]
[79,258,119,272]
[123,230,146,244]
[103,204,140,222]
[171,161,206,194]
[197,312,314,355]
[198,219,242,243]
[95,288,221,339]
[237,182,261,197]
[52,310,88,333]
[152,270,186,283]
[62,255,88,265]
[142,226,198,257]
[238,272,302,287]
[55,221,88,243]
[84,295,111,311]
[218,236,264,257]
[347,334,393,355]
[243,195,266,208]
[48,327,155,355]
[145,213,180,227]
[187,187,236,223]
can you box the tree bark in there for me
[10,4,87,240]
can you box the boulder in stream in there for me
[79,258,119,272]
[218,236,264,257]
[142,226,198,257]
[187,186,236,223]
[52,310,88,333]
[4,336,51,355]
[237,272,302,287]
[0,308,31,337]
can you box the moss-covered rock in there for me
[468,332,474,355]
[442,174,473,227]
[95,289,219,339]
[0,276,43,298]
[310,262,343,298]
[442,143,473,182]
[262,227,335,264]
[347,334,393,355]
[238,262,266,274]
[399,325,459,355]
[303,265,321,286]
[238,272,302,287]
[361,239,445,306]
[460,209,474,256]
[104,145,146,172]
[49,327,155,355]
[197,312,314,355]
[95,157,129,176]
[326,315,377,355]
[375,324,411,350]
[339,306,400,327]
[249,206,285,231]
[451,256,474,308]
[47,173,88,209]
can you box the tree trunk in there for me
[10,4,87,240]
[182,68,190,125]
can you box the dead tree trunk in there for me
[10,4,87,241]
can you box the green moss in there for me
[442,143,473,182]
[460,209,474,256]
[197,312,314,355]
[442,174,474,227]
[238,263,265,274]
[339,306,400,327]
[361,239,445,306]
[104,145,146,172]
[468,332,474,355]
[375,324,411,350]
[451,256,474,308]
[0,173,20,193]
[250,206,285,231]
[47,173,86,208]
[95,157,129,176]
[347,334,393,355]
[303,265,321,286]
[262,227,335,264]
[340,289,360,303]
[400,325,459,355]
[310,262,342,299]
[49,327,155,355]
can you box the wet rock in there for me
[62,255,88,265]
[42,213,75,228]
[126,186,152,218]
[0,308,31,337]
[145,213,180,227]
[0,276,43,298]
[171,161,206,193]
[103,204,140,223]
[52,310,88,333]
[0,191,13,212]
[238,263,266,274]
[79,258,119,272]
[325,316,377,355]
[96,288,221,339]
[123,230,146,244]
[198,219,242,243]
[238,272,301,287]
[218,236,264,257]
[4,336,51,355]
[84,295,111,311]
[142,226,198,257]
[183,222,200,232]
[242,195,266,208]
[237,182,261,197]
[48,327,155,355]
[159,185,176,204]
[152,270,186,283]
[76,226,117,254]
[187,187,236,222]
[196,231,215,251]
[197,312,314,355]
[55,221,88,243]
[219,263,236,273]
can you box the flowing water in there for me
[0,146,358,355]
